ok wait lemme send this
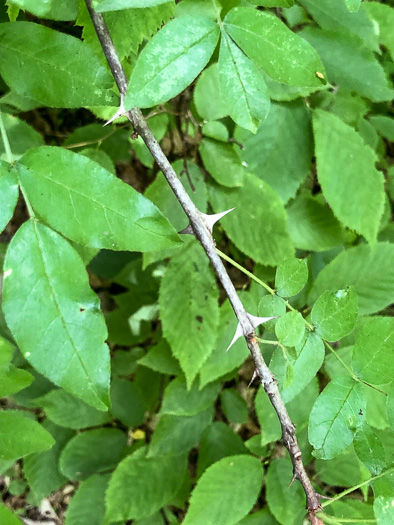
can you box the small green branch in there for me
[321,466,394,508]
[216,248,314,329]
[0,110,14,164]
[216,248,275,295]
[317,514,376,524]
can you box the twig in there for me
[84,2,323,521]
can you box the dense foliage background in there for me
[0,0,393,524]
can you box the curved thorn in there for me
[178,223,195,236]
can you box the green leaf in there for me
[199,138,244,188]
[2,220,111,410]
[270,332,324,403]
[309,243,394,315]
[183,455,263,525]
[0,161,18,234]
[301,28,394,102]
[148,407,213,457]
[194,63,229,121]
[374,496,394,525]
[0,410,54,460]
[202,121,229,142]
[369,116,394,143]
[313,110,385,244]
[275,311,305,347]
[309,377,366,459]
[352,317,394,385]
[19,147,180,251]
[220,389,249,424]
[218,31,269,133]
[265,458,306,525]
[298,0,379,51]
[161,377,221,417]
[234,101,313,203]
[249,0,294,6]
[110,377,146,427]
[344,0,361,11]
[208,173,294,266]
[65,473,110,525]
[159,243,219,388]
[0,503,23,525]
[37,389,111,429]
[124,16,220,108]
[387,382,394,434]
[0,336,33,397]
[0,113,44,160]
[199,300,249,388]
[106,448,186,522]
[0,22,116,107]
[145,159,207,232]
[354,423,386,475]
[364,2,394,61]
[93,0,171,10]
[8,0,78,20]
[59,428,127,480]
[224,7,325,88]
[79,1,174,61]
[315,446,369,488]
[24,421,73,503]
[236,509,280,525]
[197,422,248,478]
[275,258,308,298]
[137,340,182,376]
[255,388,281,446]
[286,193,352,251]
[311,287,358,341]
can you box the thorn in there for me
[226,313,278,352]
[248,370,258,387]
[315,492,334,501]
[178,224,194,235]
[248,313,279,329]
[226,321,243,352]
[289,472,297,487]
[104,98,126,126]
[201,208,234,233]
[178,208,235,237]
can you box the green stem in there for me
[216,248,315,328]
[317,514,376,524]
[321,466,394,508]
[0,110,14,164]
[216,248,275,294]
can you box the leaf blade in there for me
[0,22,116,107]
[125,16,220,108]
[19,147,180,251]
[2,220,111,410]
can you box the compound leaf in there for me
[218,31,270,133]
[224,7,325,87]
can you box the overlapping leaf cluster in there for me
[0,0,393,524]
